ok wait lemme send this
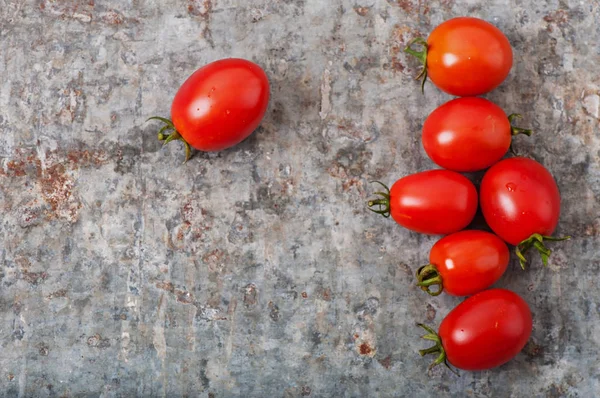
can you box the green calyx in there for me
[367,181,391,218]
[516,233,571,270]
[416,264,443,296]
[404,37,429,94]
[147,116,192,163]
[417,323,459,375]
[507,114,533,155]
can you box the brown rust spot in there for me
[354,6,369,16]
[47,289,68,299]
[426,304,436,321]
[188,0,212,17]
[359,342,373,355]
[7,374,14,381]
[316,286,332,301]
[102,10,124,25]
[378,355,392,369]
[243,284,258,308]
[21,270,49,285]
[301,292,308,299]
[396,0,414,13]
[156,281,175,293]
[176,289,194,304]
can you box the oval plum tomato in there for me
[480,157,570,269]
[418,289,532,372]
[416,230,509,297]
[422,98,532,172]
[405,17,513,96]
[367,170,478,235]
[149,58,270,161]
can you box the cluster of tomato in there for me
[367,17,569,373]
[148,16,569,376]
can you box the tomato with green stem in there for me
[422,97,532,172]
[367,170,478,235]
[405,17,512,96]
[416,230,509,297]
[418,289,532,372]
[480,157,570,269]
[148,58,270,162]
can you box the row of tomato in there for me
[367,17,569,372]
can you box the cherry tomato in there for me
[418,289,532,372]
[368,170,478,235]
[405,17,513,96]
[149,58,270,161]
[416,230,509,297]
[480,157,569,268]
[422,98,532,172]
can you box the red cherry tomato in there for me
[149,58,270,160]
[418,289,532,372]
[480,157,569,268]
[422,98,532,172]
[416,230,509,296]
[405,17,513,96]
[368,170,478,235]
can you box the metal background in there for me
[1,0,599,396]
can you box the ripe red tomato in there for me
[416,230,509,296]
[368,170,478,235]
[422,98,532,172]
[418,289,532,372]
[480,157,569,268]
[405,17,513,96]
[149,58,270,160]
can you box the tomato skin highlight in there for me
[480,157,561,245]
[170,58,270,152]
[438,289,532,371]
[389,170,478,235]
[425,230,509,296]
[422,98,512,172]
[426,17,513,96]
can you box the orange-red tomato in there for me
[417,230,509,296]
[368,170,478,235]
[418,289,532,372]
[406,17,513,96]
[422,98,531,172]
[480,157,568,268]
[149,58,270,161]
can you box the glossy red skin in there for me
[430,230,509,296]
[439,289,532,371]
[171,58,270,151]
[427,17,513,96]
[389,170,478,235]
[480,157,561,245]
[423,98,511,172]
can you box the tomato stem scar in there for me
[367,181,391,218]
[404,37,429,94]
[515,233,571,270]
[416,264,443,296]
[416,323,459,376]
[147,116,192,163]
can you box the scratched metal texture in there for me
[0,0,599,397]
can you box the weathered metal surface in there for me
[1,0,599,396]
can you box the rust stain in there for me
[359,342,373,355]
[243,283,258,308]
[47,289,68,299]
[156,281,175,293]
[378,355,392,369]
[187,0,212,17]
[426,303,436,321]
[21,270,49,285]
[354,7,369,16]
[176,289,194,304]
[7,374,14,381]
[301,292,308,299]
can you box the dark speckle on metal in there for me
[1,0,599,396]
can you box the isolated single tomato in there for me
[416,230,509,296]
[368,170,478,235]
[422,98,532,172]
[149,58,270,161]
[480,157,569,268]
[418,289,532,372]
[405,17,513,96]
